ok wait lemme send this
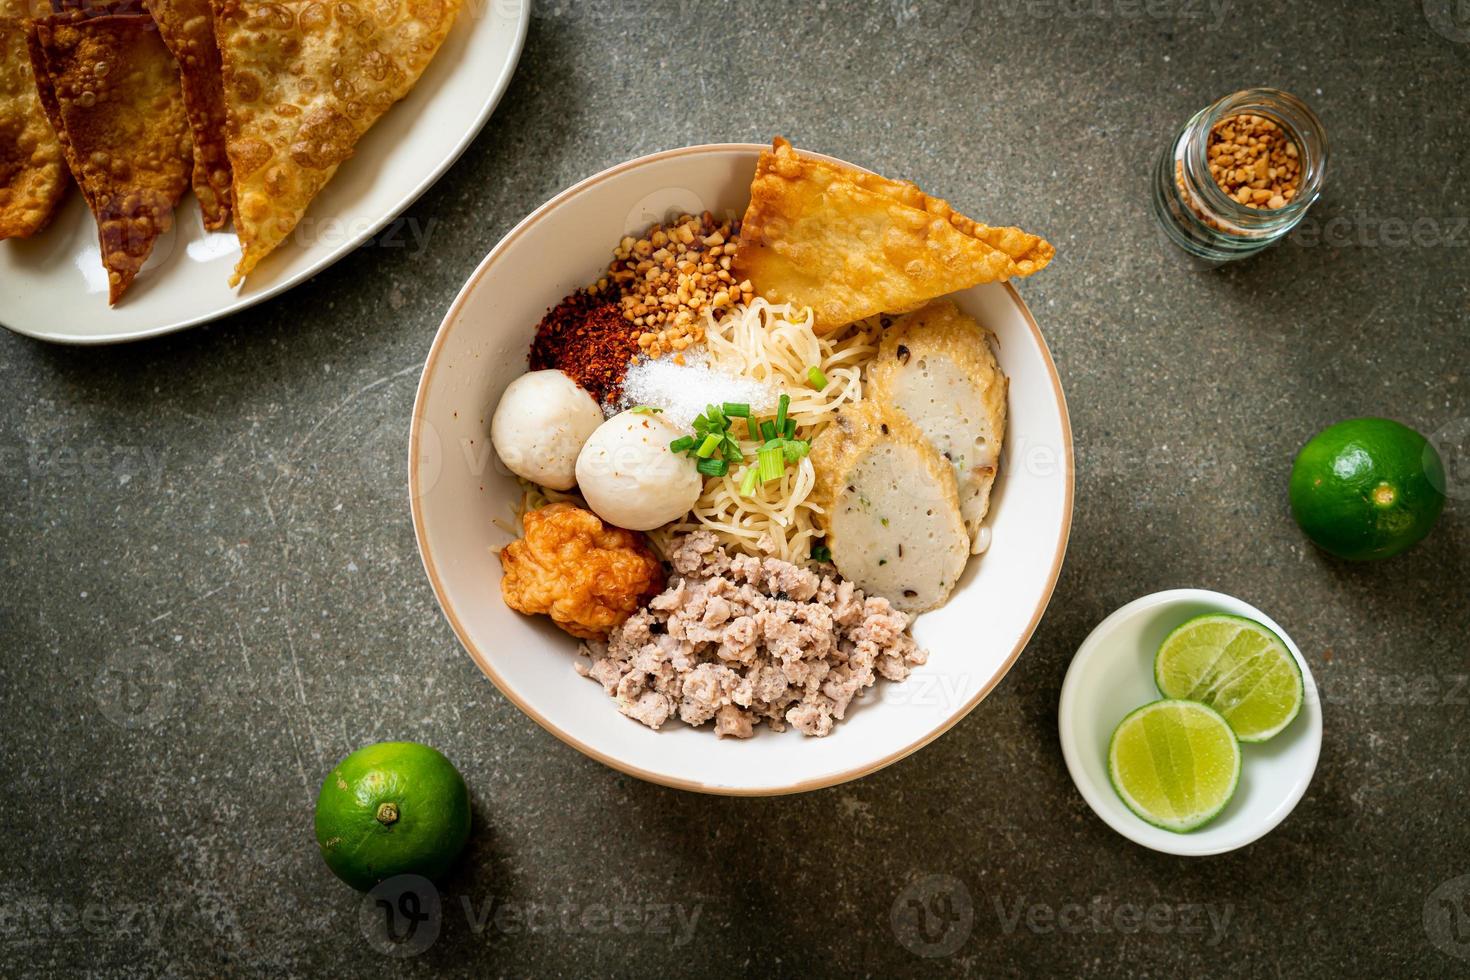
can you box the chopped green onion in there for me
[696,456,728,477]
[783,440,806,464]
[668,435,695,453]
[739,466,760,496]
[783,417,796,440]
[721,437,744,462]
[811,544,832,563]
[630,404,662,414]
[695,433,722,458]
[722,402,750,418]
[747,417,761,440]
[807,366,828,391]
[758,445,785,482]
[760,420,778,442]
[776,393,790,432]
[706,404,724,426]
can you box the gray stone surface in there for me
[2,0,1468,975]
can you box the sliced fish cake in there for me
[810,401,969,613]
[868,300,1007,553]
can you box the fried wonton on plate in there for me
[1,0,46,19]
[0,13,67,239]
[31,8,192,303]
[211,0,462,287]
[732,137,1055,332]
[149,0,232,229]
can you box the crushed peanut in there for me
[1204,113,1301,210]
[588,212,755,360]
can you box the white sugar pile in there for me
[618,353,777,426]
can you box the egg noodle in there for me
[644,298,882,564]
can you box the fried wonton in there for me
[211,0,462,286]
[0,15,67,239]
[31,10,192,303]
[732,137,1056,332]
[53,0,225,231]
[1,0,46,18]
[149,0,231,228]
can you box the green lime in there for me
[1108,699,1241,833]
[1289,417,1445,561]
[314,741,471,891]
[1154,614,1303,742]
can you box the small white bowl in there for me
[410,144,1074,795]
[1058,589,1322,855]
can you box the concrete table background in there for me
[2,0,1467,975]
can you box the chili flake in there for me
[529,292,638,405]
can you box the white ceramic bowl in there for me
[1059,589,1322,855]
[410,143,1073,794]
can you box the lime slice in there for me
[1154,614,1304,742]
[1108,700,1241,833]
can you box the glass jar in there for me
[1152,88,1328,262]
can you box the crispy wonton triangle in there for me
[733,137,1056,332]
[0,13,68,238]
[31,10,192,303]
[211,0,462,287]
[149,0,232,229]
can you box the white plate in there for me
[410,143,1074,795]
[0,0,530,345]
[1058,589,1323,855]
